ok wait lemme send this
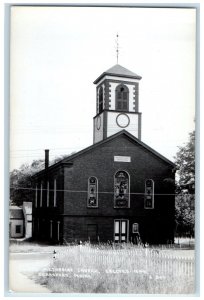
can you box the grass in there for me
[9,239,195,294]
[28,242,195,294]
[9,239,65,253]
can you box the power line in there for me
[9,186,189,196]
[10,147,78,152]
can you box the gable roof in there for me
[33,130,175,177]
[93,64,142,84]
[10,206,24,219]
[62,130,175,166]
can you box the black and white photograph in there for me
[7,4,197,296]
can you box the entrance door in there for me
[114,219,129,242]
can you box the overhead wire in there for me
[9,186,192,196]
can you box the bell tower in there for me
[93,64,142,144]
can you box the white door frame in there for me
[114,219,129,243]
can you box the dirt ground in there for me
[9,252,52,293]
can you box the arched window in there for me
[87,177,98,208]
[144,179,154,209]
[114,171,130,208]
[115,84,129,111]
[99,87,103,113]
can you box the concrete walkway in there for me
[9,252,51,293]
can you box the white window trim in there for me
[114,219,129,243]
[47,181,49,207]
[57,221,60,241]
[54,179,57,207]
[40,182,43,207]
[35,184,38,207]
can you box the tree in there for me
[10,159,44,206]
[175,130,195,189]
[174,130,195,237]
[10,153,72,206]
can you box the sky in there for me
[9,6,196,170]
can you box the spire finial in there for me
[116,33,119,64]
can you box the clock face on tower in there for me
[116,113,130,128]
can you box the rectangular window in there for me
[132,223,139,233]
[54,179,57,207]
[115,220,119,234]
[35,184,38,207]
[40,182,43,207]
[121,221,126,234]
[16,225,21,234]
[47,181,49,207]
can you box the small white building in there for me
[9,202,32,239]
[9,206,24,238]
[22,202,32,238]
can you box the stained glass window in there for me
[87,177,98,208]
[114,171,130,208]
[144,179,154,209]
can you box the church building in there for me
[32,64,176,244]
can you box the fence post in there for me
[145,248,148,273]
[79,243,82,266]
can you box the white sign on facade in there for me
[114,156,131,162]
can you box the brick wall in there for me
[62,134,175,243]
[63,135,174,214]
[33,133,175,244]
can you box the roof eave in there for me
[33,131,175,179]
[60,130,175,168]
[32,161,73,178]
[93,72,142,84]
